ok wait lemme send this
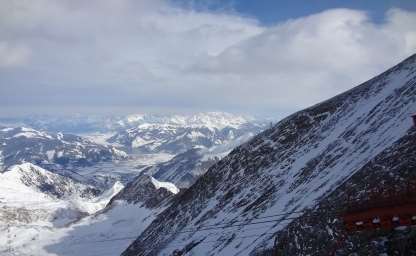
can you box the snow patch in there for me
[150,176,179,194]
[132,136,150,148]
[46,150,55,161]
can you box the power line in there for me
[0,202,310,249]
[173,173,415,234]
[180,209,308,230]
[175,204,345,234]
[56,232,280,256]
[177,216,301,234]
[61,231,279,247]
[4,198,410,256]
[172,232,278,246]
[4,169,409,254]
[45,214,300,246]
[57,208,334,246]
[178,208,336,233]
[0,199,345,250]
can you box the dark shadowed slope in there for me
[273,127,416,255]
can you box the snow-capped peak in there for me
[20,127,36,132]
[120,112,255,130]
[125,114,145,123]
[0,163,100,217]
[9,162,44,173]
[3,163,97,200]
[185,112,252,129]
[9,127,53,139]
[6,162,55,183]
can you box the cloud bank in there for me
[0,0,415,118]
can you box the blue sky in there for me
[0,0,416,118]
[172,0,416,24]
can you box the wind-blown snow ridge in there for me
[150,177,179,194]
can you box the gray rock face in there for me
[0,127,126,171]
[122,54,416,256]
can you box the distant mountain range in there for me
[108,112,268,154]
[0,127,127,172]
[0,112,270,134]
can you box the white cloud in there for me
[0,1,415,117]
[0,41,31,67]
[188,8,416,110]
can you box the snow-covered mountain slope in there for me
[0,127,127,171]
[274,128,416,255]
[0,163,122,227]
[0,163,125,255]
[145,132,255,188]
[40,201,157,256]
[122,54,416,256]
[108,112,267,154]
[2,163,99,200]
[28,174,179,256]
[0,201,154,256]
